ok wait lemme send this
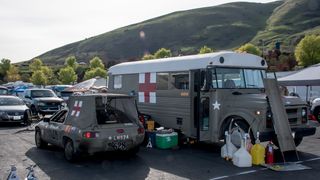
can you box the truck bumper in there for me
[260,126,316,142]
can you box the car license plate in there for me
[13,116,21,120]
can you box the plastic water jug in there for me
[221,131,237,160]
[250,132,265,165]
[233,137,252,167]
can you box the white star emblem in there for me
[212,100,220,110]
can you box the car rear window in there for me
[95,96,138,124]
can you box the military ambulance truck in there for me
[108,51,315,146]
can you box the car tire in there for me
[64,140,77,162]
[35,130,47,149]
[31,106,38,117]
[313,107,320,123]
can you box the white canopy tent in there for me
[278,63,320,101]
[278,63,320,86]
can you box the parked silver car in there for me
[0,95,31,125]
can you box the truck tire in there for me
[64,140,78,162]
[313,107,320,123]
[224,118,253,147]
[35,130,48,149]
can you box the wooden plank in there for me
[263,79,296,152]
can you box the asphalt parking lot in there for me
[1,122,320,180]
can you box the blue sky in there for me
[0,0,277,63]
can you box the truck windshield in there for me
[31,90,56,98]
[209,67,266,89]
[96,97,138,124]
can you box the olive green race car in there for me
[34,93,145,162]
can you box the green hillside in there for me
[252,0,320,51]
[34,0,320,66]
[36,1,280,65]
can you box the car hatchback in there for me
[35,93,145,162]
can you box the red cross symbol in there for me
[71,100,82,117]
[139,73,156,103]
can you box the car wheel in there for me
[31,106,38,116]
[64,140,77,162]
[313,107,320,123]
[35,130,47,149]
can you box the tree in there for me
[295,35,320,67]
[89,56,105,69]
[5,66,20,82]
[29,58,43,73]
[154,48,172,59]
[237,43,261,56]
[0,58,11,80]
[65,56,78,70]
[199,46,214,54]
[30,71,47,86]
[58,66,77,84]
[142,54,155,60]
[84,67,107,80]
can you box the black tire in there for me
[23,110,32,126]
[224,117,253,147]
[31,106,38,116]
[313,107,320,123]
[64,140,77,162]
[272,137,303,147]
[35,130,47,149]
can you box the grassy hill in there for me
[33,0,320,66]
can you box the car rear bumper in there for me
[260,126,316,142]
[77,136,144,154]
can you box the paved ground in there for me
[0,122,320,180]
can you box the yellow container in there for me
[146,120,155,131]
[250,143,265,165]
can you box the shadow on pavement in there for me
[25,146,150,180]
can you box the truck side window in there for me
[157,73,169,90]
[114,75,122,89]
[170,72,189,90]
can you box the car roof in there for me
[0,86,8,90]
[73,93,132,98]
[0,95,21,99]
[27,88,53,91]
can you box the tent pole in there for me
[306,85,309,102]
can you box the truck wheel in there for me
[224,118,253,147]
[64,140,77,162]
[313,107,320,123]
[35,130,47,148]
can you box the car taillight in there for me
[309,114,316,121]
[137,127,144,134]
[83,132,99,139]
[139,115,145,124]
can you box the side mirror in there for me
[201,69,212,92]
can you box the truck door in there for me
[192,70,211,141]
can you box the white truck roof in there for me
[109,51,267,75]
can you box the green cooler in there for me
[156,132,178,149]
